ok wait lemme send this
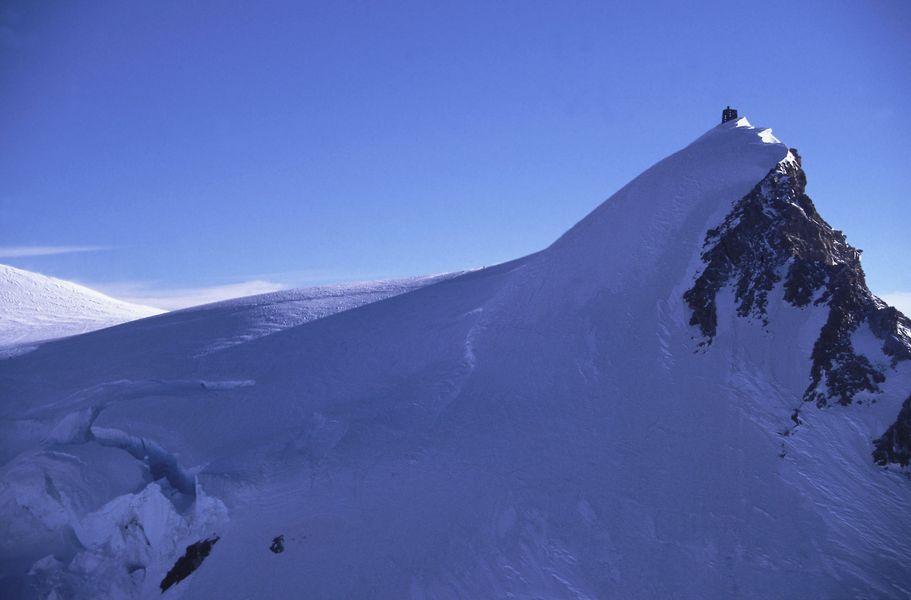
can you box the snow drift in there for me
[1,118,909,599]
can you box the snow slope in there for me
[1,119,910,599]
[0,264,454,359]
[170,272,465,356]
[0,264,163,354]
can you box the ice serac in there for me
[1,118,910,599]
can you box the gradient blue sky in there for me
[1,1,909,309]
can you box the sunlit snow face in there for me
[757,129,781,145]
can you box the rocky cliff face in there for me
[684,150,911,463]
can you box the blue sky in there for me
[1,1,909,310]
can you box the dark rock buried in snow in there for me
[868,305,911,364]
[270,534,285,554]
[874,393,911,467]
[684,149,910,408]
[160,536,219,592]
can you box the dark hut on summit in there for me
[722,106,738,123]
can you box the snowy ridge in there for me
[1,119,910,598]
[0,264,163,354]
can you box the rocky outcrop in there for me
[684,149,911,465]
[160,536,220,592]
[684,149,856,343]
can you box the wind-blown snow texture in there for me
[2,119,910,599]
[0,264,163,356]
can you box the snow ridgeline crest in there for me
[684,149,911,419]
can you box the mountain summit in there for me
[1,118,909,599]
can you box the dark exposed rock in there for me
[160,536,219,592]
[270,534,285,554]
[868,305,911,364]
[684,149,910,408]
[874,394,911,467]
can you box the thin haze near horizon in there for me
[1,1,909,310]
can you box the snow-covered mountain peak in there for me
[2,121,910,599]
[726,115,778,141]
[521,118,788,317]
